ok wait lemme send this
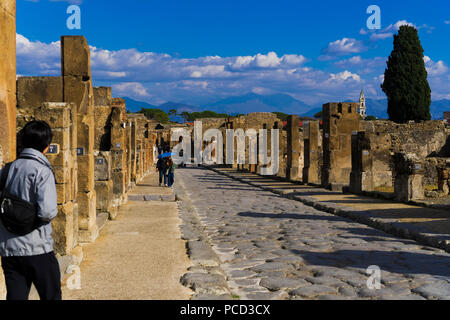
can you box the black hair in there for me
[20,120,53,153]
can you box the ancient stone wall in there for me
[0,0,16,167]
[350,120,447,194]
[321,102,360,190]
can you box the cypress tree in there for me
[381,25,431,123]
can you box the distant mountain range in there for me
[123,94,450,121]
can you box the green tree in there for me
[381,25,431,123]
[365,115,378,121]
[272,112,289,121]
[139,108,170,123]
[168,109,177,122]
[314,110,322,119]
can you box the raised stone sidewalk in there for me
[208,167,450,254]
[56,171,192,300]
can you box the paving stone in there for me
[229,270,257,279]
[187,240,220,267]
[412,282,450,299]
[290,285,337,298]
[259,277,310,291]
[251,262,295,273]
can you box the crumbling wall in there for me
[350,120,447,194]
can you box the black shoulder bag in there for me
[0,158,46,236]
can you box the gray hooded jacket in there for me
[0,148,58,257]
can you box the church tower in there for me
[359,89,367,119]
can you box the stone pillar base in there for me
[78,225,99,243]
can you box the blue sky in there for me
[16,0,450,106]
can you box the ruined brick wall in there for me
[0,0,16,167]
[322,102,360,189]
[350,120,447,193]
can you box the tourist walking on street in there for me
[167,157,177,188]
[156,156,168,187]
[0,121,62,300]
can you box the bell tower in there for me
[359,89,367,119]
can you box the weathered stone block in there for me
[53,165,70,184]
[93,87,112,107]
[95,180,114,213]
[17,77,63,112]
[61,36,91,79]
[52,201,75,256]
[77,190,98,243]
[34,103,71,129]
[94,152,112,181]
[77,154,94,192]
[47,149,70,167]
[55,183,71,205]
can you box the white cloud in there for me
[319,38,367,60]
[365,20,434,42]
[329,71,361,82]
[424,56,449,76]
[226,52,306,71]
[15,33,449,106]
[112,82,150,98]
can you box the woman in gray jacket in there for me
[0,121,61,300]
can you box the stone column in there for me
[286,115,300,181]
[303,121,321,184]
[0,0,16,165]
[61,36,98,243]
[110,106,127,206]
[321,102,360,191]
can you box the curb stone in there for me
[174,176,234,300]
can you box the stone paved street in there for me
[176,167,450,300]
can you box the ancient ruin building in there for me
[0,0,16,166]
[350,120,448,196]
[321,102,360,190]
